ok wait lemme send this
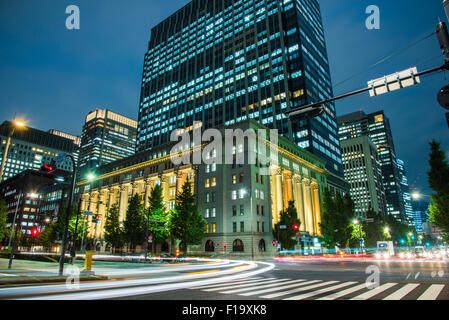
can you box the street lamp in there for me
[0,119,26,182]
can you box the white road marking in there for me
[260,281,338,299]
[317,283,368,300]
[239,280,321,297]
[350,283,397,300]
[204,278,289,292]
[383,284,420,300]
[284,282,357,300]
[417,284,445,300]
[219,279,303,295]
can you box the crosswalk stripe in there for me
[383,284,420,300]
[350,283,397,300]
[417,284,445,300]
[261,281,338,299]
[219,279,304,295]
[284,282,357,300]
[317,283,368,300]
[203,279,290,291]
[202,278,283,292]
[239,280,321,297]
[189,277,265,290]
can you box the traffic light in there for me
[176,249,180,257]
[272,240,276,246]
[31,227,39,237]
[293,224,299,231]
[41,163,56,173]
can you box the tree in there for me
[273,201,301,250]
[319,188,338,248]
[171,181,206,254]
[147,185,171,251]
[0,200,7,243]
[427,140,449,242]
[104,203,124,253]
[123,194,146,251]
[364,208,387,248]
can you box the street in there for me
[0,257,448,301]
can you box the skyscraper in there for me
[338,110,408,223]
[397,158,414,227]
[78,109,137,180]
[136,0,346,192]
[340,136,386,218]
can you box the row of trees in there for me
[103,181,206,254]
[320,188,416,250]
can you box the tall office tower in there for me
[338,110,407,223]
[412,200,429,233]
[340,136,386,218]
[136,0,346,192]
[397,159,414,227]
[78,109,137,180]
[0,121,78,182]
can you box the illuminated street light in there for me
[384,227,390,233]
[86,173,96,181]
[353,219,359,225]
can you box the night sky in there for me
[0,0,447,195]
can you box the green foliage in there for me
[364,208,388,247]
[319,189,354,248]
[427,140,449,242]
[273,201,301,250]
[147,185,171,244]
[0,200,7,241]
[123,194,146,249]
[104,203,124,252]
[171,181,206,253]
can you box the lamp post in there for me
[0,119,25,182]
[58,154,77,276]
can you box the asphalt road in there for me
[116,259,449,301]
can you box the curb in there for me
[0,275,109,286]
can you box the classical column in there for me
[144,178,152,209]
[160,174,168,205]
[283,172,293,209]
[302,179,314,235]
[118,184,129,223]
[293,176,306,231]
[97,188,109,239]
[132,181,139,197]
[311,183,322,236]
[275,168,284,224]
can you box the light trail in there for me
[0,260,275,300]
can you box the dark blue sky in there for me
[0,0,447,195]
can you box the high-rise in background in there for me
[338,110,412,224]
[0,121,79,182]
[136,0,346,193]
[78,109,137,180]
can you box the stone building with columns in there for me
[76,120,340,256]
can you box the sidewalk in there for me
[0,258,108,285]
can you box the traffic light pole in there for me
[285,63,449,120]
[58,154,76,276]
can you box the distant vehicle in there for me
[377,241,394,258]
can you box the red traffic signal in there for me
[293,224,299,231]
[31,227,39,237]
[42,163,56,173]
[272,240,276,246]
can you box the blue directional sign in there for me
[55,153,67,166]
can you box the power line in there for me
[333,31,436,89]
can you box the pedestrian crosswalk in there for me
[188,277,447,300]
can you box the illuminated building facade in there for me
[136,0,345,193]
[340,136,386,218]
[78,109,138,180]
[397,158,414,227]
[0,121,78,182]
[77,120,329,255]
[338,110,408,223]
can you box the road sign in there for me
[148,236,152,243]
[368,67,420,97]
[279,225,287,230]
[366,218,374,223]
[83,211,93,216]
